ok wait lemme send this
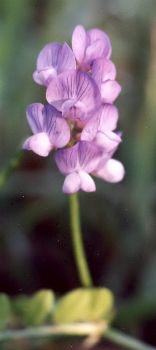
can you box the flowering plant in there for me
[1,24,153,350]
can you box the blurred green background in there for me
[0,0,156,348]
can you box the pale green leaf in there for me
[13,289,55,326]
[53,288,114,324]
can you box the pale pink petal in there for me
[79,171,96,192]
[96,130,121,150]
[33,68,57,86]
[97,105,119,131]
[72,25,87,63]
[94,159,125,183]
[92,58,116,86]
[101,80,121,103]
[63,173,81,193]
[33,70,44,85]
[23,132,51,157]
[87,28,112,59]
[85,40,105,63]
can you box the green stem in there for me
[0,324,154,350]
[105,328,154,350]
[69,193,93,287]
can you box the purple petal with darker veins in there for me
[55,143,79,174]
[33,42,76,85]
[48,117,70,148]
[43,104,70,147]
[26,103,61,134]
[78,141,103,173]
[46,70,100,119]
[26,103,45,134]
[75,71,100,114]
[46,70,76,110]
[58,42,76,72]
[55,141,102,175]
[36,42,76,72]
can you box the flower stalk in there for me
[69,193,93,287]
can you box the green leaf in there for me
[53,288,114,324]
[0,293,11,329]
[13,289,55,326]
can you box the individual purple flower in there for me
[81,104,121,151]
[23,103,70,156]
[72,25,112,70]
[55,140,125,193]
[92,58,121,103]
[55,141,103,193]
[33,42,76,86]
[46,70,101,122]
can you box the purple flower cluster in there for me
[23,25,125,193]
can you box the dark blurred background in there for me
[0,0,156,348]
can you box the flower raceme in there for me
[23,24,125,193]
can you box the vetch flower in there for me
[72,25,112,70]
[55,140,124,193]
[92,58,121,103]
[81,104,121,151]
[46,69,101,122]
[33,42,76,86]
[23,103,70,156]
[55,141,103,193]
